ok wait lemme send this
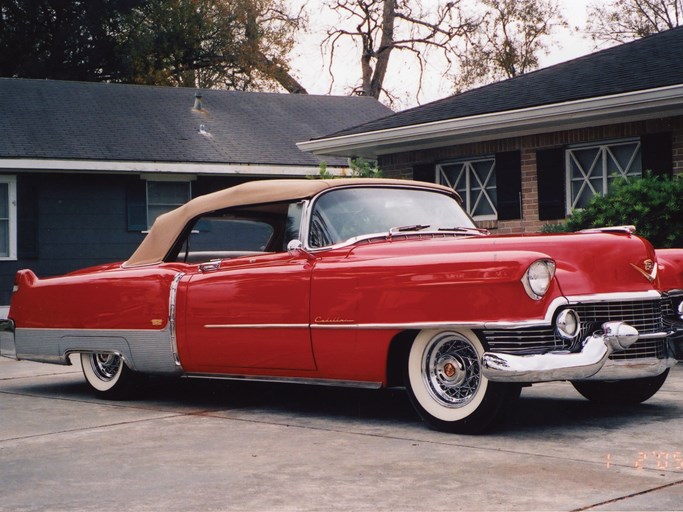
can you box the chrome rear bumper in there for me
[482,321,679,383]
[0,319,16,359]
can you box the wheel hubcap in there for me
[89,353,121,381]
[423,333,481,407]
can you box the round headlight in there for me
[523,259,556,300]
[556,309,580,339]
[677,301,683,320]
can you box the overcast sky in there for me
[289,0,596,109]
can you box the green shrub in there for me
[542,173,683,248]
[310,158,382,179]
[349,157,382,178]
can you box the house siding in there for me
[0,172,269,305]
[379,116,683,234]
[0,174,141,305]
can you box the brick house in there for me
[299,26,683,234]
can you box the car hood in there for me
[347,231,660,297]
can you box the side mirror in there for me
[287,240,315,260]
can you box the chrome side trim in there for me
[204,292,665,333]
[184,372,382,389]
[169,272,185,368]
[213,319,558,331]
[205,324,309,329]
[563,290,662,304]
[312,321,486,330]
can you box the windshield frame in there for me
[301,185,479,251]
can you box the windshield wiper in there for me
[437,226,489,235]
[389,224,431,234]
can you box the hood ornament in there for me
[630,259,657,283]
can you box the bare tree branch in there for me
[586,0,682,45]
[321,0,476,101]
[453,0,567,93]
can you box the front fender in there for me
[656,248,683,290]
[311,250,560,327]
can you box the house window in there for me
[437,157,497,220]
[566,139,642,213]
[0,176,17,260]
[146,180,192,228]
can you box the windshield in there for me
[308,187,476,248]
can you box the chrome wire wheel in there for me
[423,332,481,407]
[405,329,514,434]
[89,353,122,381]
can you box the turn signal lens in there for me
[523,259,556,300]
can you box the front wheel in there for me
[80,352,141,400]
[404,329,518,434]
[571,369,669,405]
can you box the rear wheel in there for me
[80,352,140,399]
[572,369,669,405]
[404,329,518,434]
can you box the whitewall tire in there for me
[80,352,139,399]
[405,329,517,434]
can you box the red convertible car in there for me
[1,178,682,433]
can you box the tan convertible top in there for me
[124,178,456,267]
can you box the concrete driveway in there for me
[1,357,682,511]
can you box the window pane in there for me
[567,140,642,212]
[470,160,496,217]
[309,187,475,248]
[0,221,8,257]
[439,163,467,195]
[147,181,191,227]
[148,181,190,205]
[438,158,496,218]
[189,219,273,252]
[607,143,642,190]
[571,147,600,179]
[0,184,8,219]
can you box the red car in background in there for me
[2,179,682,433]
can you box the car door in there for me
[181,252,315,373]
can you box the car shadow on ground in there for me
[149,377,683,434]
[12,374,680,435]
[503,395,676,434]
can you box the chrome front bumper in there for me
[482,321,681,383]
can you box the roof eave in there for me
[297,84,683,159]
[0,159,346,176]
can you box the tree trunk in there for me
[368,0,396,99]
[254,51,308,94]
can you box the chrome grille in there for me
[610,338,667,360]
[573,300,664,334]
[482,327,563,355]
[482,297,669,359]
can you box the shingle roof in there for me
[0,78,392,166]
[324,26,683,138]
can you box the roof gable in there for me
[0,79,392,167]
[326,26,683,138]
